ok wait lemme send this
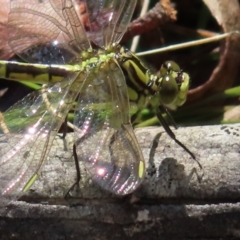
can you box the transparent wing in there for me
[0,1,14,59]
[74,61,145,195]
[82,0,137,47]
[8,0,91,64]
[0,72,82,206]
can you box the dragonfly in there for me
[0,0,191,206]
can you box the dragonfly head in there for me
[157,61,190,110]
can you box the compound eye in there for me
[159,74,179,105]
[160,61,180,76]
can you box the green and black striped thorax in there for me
[114,45,190,110]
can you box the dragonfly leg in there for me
[158,105,178,130]
[60,117,69,139]
[156,106,202,169]
[131,109,142,126]
[64,144,81,198]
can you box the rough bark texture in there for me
[0,124,240,239]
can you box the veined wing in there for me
[74,60,145,195]
[82,0,137,47]
[7,0,90,64]
[0,72,82,206]
[0,1,14,59]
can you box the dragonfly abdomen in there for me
[0,60,75,84]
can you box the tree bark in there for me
[0,124,240,240]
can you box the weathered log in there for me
[0,124,240,239]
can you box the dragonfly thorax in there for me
[80,47,116,72]
[116,48,190,111]
[77,45,189,112]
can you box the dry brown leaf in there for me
[188,0,240,103]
